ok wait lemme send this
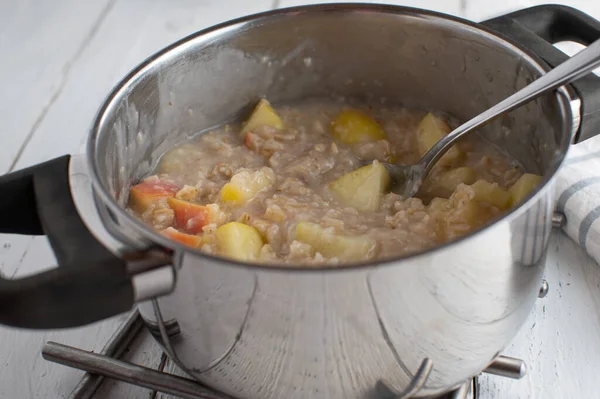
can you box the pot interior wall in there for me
[93,6,572,207]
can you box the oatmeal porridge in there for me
[126,99,542,266]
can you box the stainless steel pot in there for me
[2,4,600,399]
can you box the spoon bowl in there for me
[379,37,600,198]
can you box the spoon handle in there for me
[419,38,600,177]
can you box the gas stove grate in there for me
[41,308,524,399]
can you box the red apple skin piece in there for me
[244,132,254,148]
[244,132,262,152]
[167,197,212,234]
[161,227,202,248]
[129,180,179,214]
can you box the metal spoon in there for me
[380,38,600,198]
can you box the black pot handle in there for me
[0,155,170,329]
[483,5,600,144]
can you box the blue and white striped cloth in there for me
[555,135,600,265]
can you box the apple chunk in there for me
[295,222,376,262]
[167,198,217,234]
[330,110,386,144]
[216,222,264,262]
[129,179,178,214]
[429,196,484,241]
[241,99,283,135]
[220,168,275,206]
[161,227,203,248]
[417,113,461,165]
[470,180,510,209]
[421,166,476,198]
[509,173,542,206]
[329,162,390,211]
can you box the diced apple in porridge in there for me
[443,199,484,239]
[220,168,275,205]
[330,109,386,144]
[422,166,476,198]
[161,227,203,248]
[509,173,542,206]
[167,197,219,234]
[417,113,461,165]
[469,180,510,209]
[329,162,390,211]
[428,197,449,212]
[241,99,283,135]
[126,99,532,266]
[128,179,178,214]
[295,222,376,262]
[429,190,485,240]
[216,222,264,262]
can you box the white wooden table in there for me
[1,0,600,398]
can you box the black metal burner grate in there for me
[41,309,522,399]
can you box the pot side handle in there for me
[483,5,600,144]
[0,155,143,329]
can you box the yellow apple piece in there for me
[161,227,203,248]
[295,222,376,262]
[220,168,275,206]
[330,109,386,144]
[509,173,542,206]
[428,197,450,212]
[417,112,461,165]
[469,180,510,209]
[215,222,264,262]
[129,179,178,214]
[422,166,476,198]
[329,162,390,211]
[241,99,283,135]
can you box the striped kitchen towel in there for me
[555,134,600,265]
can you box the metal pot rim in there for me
[86,3,577,272]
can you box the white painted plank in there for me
[276,0,462,16]
[0,2,127,399]
[3,1,600,399]
[12,0,276,171]
[0,1,275,398]
[0,0,113,174]
[480,232,600,399]
[0,313,126,399]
